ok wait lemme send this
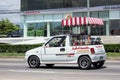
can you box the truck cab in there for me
[25,34,106,69]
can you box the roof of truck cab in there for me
[51,34,84,37]
[51,34,69,37]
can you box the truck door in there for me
[42,36,67,62]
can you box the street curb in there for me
[106,60,120,62]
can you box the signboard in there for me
[23,5,120,15]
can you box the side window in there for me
[45,36,66,47]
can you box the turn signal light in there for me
[90,48,95,54]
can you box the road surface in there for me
[0,58,120,80]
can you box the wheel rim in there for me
[29,58,38,67]
[79,56,91,69]
[80,59,89,68]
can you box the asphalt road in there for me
[0,58,120,80]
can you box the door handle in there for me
[60,48,65,52]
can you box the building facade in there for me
[21,0,120,37]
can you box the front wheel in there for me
[93,61,105,69]
[28,56,40,68]
[78,56,91,69]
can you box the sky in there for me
[0,0,20,24]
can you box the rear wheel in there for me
[78,56,91,69]
[28,56,40,68]
[93,61,105,69]
[8,34,13,37]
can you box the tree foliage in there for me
[0,19,19,35]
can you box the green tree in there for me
[0,19,19,36]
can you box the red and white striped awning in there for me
[62,17,104,27]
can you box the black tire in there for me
[93,61,105,69]
[45,64,54,67]
[28,56,40,68]
[78,56,91,69]
[7,34,12,37]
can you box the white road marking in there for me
[0,69,55,74]
[0,69,120,76]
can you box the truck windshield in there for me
[70,34,102,46]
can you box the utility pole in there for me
[87,0,90,34]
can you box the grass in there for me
[0,53,25,58]
[107,52,120,57]
[0,52,120,60]
[107,52,120,60]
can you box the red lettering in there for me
[72,46,89,50]
[96,46,102,48]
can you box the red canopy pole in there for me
[61,20,64,34]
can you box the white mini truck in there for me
[25,34,106,69]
